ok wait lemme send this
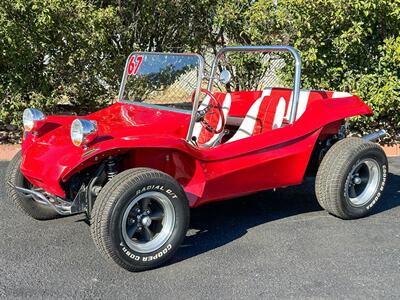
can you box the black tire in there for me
[91,168,189,272]
[315,137,388,219]
[5,151,59,220]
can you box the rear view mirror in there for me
[219,69,231,85]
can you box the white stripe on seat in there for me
[227,97,263,143]
[226,89,273,143]
[261,88,272,97]
[204,93,232,146]
[295,90,311,120]
[273,97,286,129]
[286,90,310,120]
[332,91,352,98]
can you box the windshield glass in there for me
[119,53,203,111]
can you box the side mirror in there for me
[219,69,231,85]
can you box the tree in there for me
[214,0,400,141]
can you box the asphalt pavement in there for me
[0,158,399,299]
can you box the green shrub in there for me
[0,0,217,131]
[347,37,400,141]
[0,0,399,143]
[215,0,400,142]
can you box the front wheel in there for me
[315,137,388,219]
[91,168,189,272]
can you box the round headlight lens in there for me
[23,108,45,132]
[71,119,97,147]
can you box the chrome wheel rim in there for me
[345,159,381,207]
[121,191,175,253]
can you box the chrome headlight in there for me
[70,119,98,147]
[23,108,46,132]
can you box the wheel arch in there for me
[61,145,206,206]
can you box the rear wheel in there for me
[315,138,388,219]
[91,168,189,272]
[5,151,59,220]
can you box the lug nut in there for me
[353,177,362,185]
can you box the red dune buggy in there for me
[6,46,388,271]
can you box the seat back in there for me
[192,93,231,146]
[271,89,329,121]
[216,88,353,144]
[227,95,286,143]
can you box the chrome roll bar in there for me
[207,45,302,124]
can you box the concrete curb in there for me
[0,144,21,161]
[1,143,399,161]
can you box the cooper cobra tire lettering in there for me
[120,243,172,262]
[91,168,189,272]
[366,165,387,210]
[315,138,388,219]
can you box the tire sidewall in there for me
[6,151,24,190]
[108,176,188,269]
[340,146,388,218]
[6,151,58,219]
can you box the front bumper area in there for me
[7,181,86,216]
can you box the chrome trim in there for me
[119,101,192,115]
[362,129,387,142]
[207,45,302,124]
[23,108,46,132]
[187,54,205,140]
[9,183,71,215]
[71,118,98,147]
[345,159,381,207]
[8,181,86,216]
[121,191,176,253]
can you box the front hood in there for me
[25,102,191,144]
[20,102,192,196]
[91,103,191,138]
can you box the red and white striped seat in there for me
[226,88,334,143]
[194,88,352,145]
[192,93,231,146]
[282,89,351,121]
[227,93,286,143]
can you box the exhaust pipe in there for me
[362,129,387,142]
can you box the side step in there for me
[8,182,86,216]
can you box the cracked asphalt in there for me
[0,158,399,299]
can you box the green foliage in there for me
[0,0,119,125]
[215,0,400,142]
[0,0,217,127]
[346,37,400,140]
[0,0,399,143]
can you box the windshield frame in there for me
[118,52,204,141]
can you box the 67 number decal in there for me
[127,55,143,76]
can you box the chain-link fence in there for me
[209,51,292,93]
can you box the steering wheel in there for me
[194,88,225,134]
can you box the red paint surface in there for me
[20,89,372,207]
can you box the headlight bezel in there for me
[70,118,98,147]
[23,108,46,132]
